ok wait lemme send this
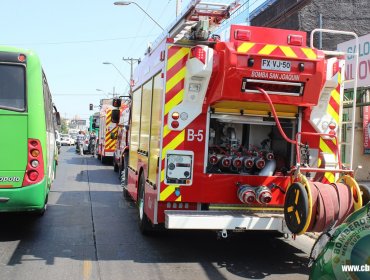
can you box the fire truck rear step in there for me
[165,210,289,233]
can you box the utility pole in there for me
[122,57,140,93]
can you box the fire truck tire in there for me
[123,187,131,200]
[114,162,119,172]
[284,182,309,234]
[359,184,370,205]
[101,155,108,164]
[138,174,153,234]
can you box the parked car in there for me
[60,134,74,146]
[309,199,370,280]
[69,137,75,145]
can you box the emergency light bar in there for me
[241,79,304,96]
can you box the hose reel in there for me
[284,174,363,235]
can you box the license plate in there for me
[261,59,291,72]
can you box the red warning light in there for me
[18,54,26,62]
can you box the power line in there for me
[4,34,155,46]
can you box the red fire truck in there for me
[122,1,362,235]
[113,99,131,185]
[97,99,118,164]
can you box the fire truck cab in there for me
[124,0,362,236]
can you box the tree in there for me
[60,118,68,134]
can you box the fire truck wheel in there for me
[114,162,119,172]
[138,174,153,234]
[123,187,131,200]
[284,182,309,234]
[101,155,108,164]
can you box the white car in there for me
[60,134,74,146]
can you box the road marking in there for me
[83,260,92,280]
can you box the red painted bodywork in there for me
[127,25,331,226]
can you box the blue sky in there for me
[1,0,266,122]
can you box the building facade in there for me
[249,0,370,181]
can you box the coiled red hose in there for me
[307,181,353,232]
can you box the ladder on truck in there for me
[310,29,359,171]
[168,0,240,42]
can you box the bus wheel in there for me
[35,196,48,216]
[138,174,153,234]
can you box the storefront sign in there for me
[363,93,370,154]
[337,33,370,89]
[338,35,370,154]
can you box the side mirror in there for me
[55,112,61,125]
[124,125,130,131]
[111,109,120,123]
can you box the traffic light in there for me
[89,103,93,110]
[112,98,121,108]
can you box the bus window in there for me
[0,64,26,111]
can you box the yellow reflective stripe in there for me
[161,130,185,160]
[331,89,340,105]
[167,48,189,71]
[164,89,184,115]
[237,42,255,53]
[279,46,298,58]
[325,172,335,183]
[301,48,317,59]
[163,125,171,138]
[327,104,340,123]
[160,185,176,201]
[319,138,334,154]
[166,66,186,93]
[258,44,277,55]
[161,169,165,182]
[175,196,182,202]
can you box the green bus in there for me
[0,46,60,215]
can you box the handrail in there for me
[310,28,359,170]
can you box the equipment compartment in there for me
[206,114,296,176]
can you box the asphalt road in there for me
[0,146,315,280]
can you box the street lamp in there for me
[102,62,130,86]
[114,1,165,31]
